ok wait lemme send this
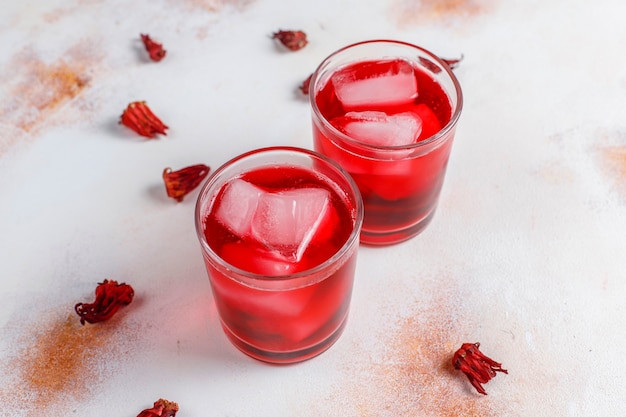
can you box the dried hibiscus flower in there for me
[442,55,464,70]
[141,34,167,62]
[453,342,507,395]
[299,73,313,95]
[163,164,211,202]
[137,399,179,417]
[75,280,134,325]
[120,101,168,138]
[419,55,464,73]
[273,30,308,51]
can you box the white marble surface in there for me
[1,0,626,415]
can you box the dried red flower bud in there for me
[136,399,179,417]
[272,30,308,51]
[453,342,507,395]
[299,73,313,95]
[442,54,464,70]
[419,55,464,73]
[141,34,167,62]
[163,164,211,202]
[74,280,135,325]
[120,101,168,139]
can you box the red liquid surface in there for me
[201,166,357,362]
[313,58,455,244]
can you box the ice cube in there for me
[331,111,423,147]
[215,178,264,238]
[220,241,301,276]
[413,103,442,141]
[332,59,418,110]
[251,188,331,262]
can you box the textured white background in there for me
[1,0,625,415]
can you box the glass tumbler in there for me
[309,40,463,245]
[195,146,363,363]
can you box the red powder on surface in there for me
[350,318,499,415]
[180,0,255,12]
[390,0,492,26]
[586,127,626,201]
[0,310,139,416]
[43,8,68,23]
[309,284,511,416]
[372,315,497,415]
[599,145,626,198]
[11,57,89,131]
[0,43,97,156]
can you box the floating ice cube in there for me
[215,178,264,238]
[251,188,331,262]
[413,103,442,141]
[220,241,301,276]
[331,111,423,147]
[332,59,418,110]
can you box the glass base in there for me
[360,208,436,246]
[221,316,349,364]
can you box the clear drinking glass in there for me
[195,146,363,363]
[309,40,463,245]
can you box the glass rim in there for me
[194,146,364,284]
[309,39,464,152]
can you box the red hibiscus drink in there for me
[195,147,363,363]
[310,40,463,245]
